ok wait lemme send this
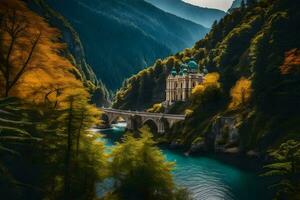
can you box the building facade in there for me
[165,60,205,106]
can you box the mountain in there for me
[27,0,111,106]
[229,0,243,10]
[45,0,209,91]
[144,0,226,27]
[113,0,300,155]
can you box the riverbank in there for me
[164,147,265,172]
[97,125,266,171]
[95,125,273,200]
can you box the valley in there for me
[45,0,211,90]
[0,0,299,200]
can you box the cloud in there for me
[183,0,234,11]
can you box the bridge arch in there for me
[142,118,159,133]
[102,108,185,134]
[109,115,127,125]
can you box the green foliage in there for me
[107,126,191,200]
[112,56,178,110]
[0,96,107,199]
[262,140,300,200]
[114,0,300,155]
[0,97,40,194]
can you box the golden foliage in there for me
[0,0,89,109]
[229,77,252,109]
[192,84,205,96]
[203,72,220,87]
[184,109,193,116]
[147,103,164,113]
[192,72,220,96]
[280,49,300,75]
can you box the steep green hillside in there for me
[45,0,209,90]
[113,0,300,154]
[26,0,111,106]
[145,0,226,27]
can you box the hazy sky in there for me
[183,0,234,11]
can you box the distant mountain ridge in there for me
[144,0,226,27]
[28,0,111,106]
[46,0,209,90]
[229,0,243,10]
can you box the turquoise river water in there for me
[95,123,272,200]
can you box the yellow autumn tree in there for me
[0,0,82,105]
[191,72,221,107]
[192,72,220,96]
[229,77,252,109]
[0,1,107,199]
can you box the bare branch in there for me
[7,31,41,93]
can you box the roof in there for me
[187,60,198,69]
[171,67,177,76]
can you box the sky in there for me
[183,0,234,11]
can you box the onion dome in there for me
[171,67,177,76]
[187,60,198,70]
[183,67,188,74]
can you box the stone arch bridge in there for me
[102,108,185,134]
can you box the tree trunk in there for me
[64,98,74,200]
[76,111,84,157]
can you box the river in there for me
[94,123,271,200]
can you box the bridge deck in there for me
[102,108,185,120]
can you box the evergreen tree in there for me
[262,140,300,200]
[107,126,191,200]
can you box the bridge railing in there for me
[102,108,185,120]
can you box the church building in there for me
[165,60,206,106]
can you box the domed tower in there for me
[180,63,188,75]
[187,60,198,73]
[171,66,177,76]
[164,60,204,107]
[165,67,177,105]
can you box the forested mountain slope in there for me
[145,0,226,27]
[45,0,209,90]
[27,0,111,106]
[113,0,300,154]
